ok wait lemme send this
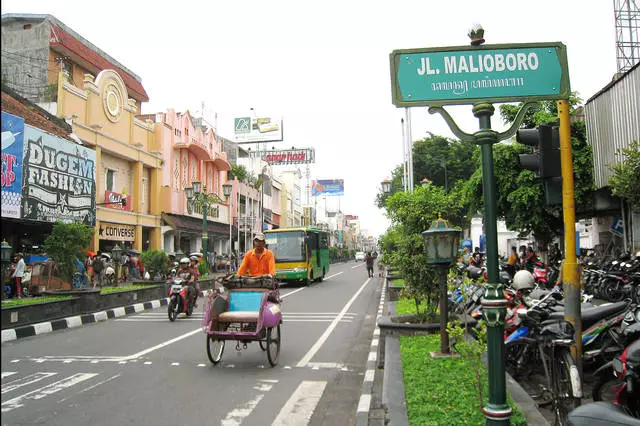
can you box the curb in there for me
[1,297,170,343]
[355,278,385,426]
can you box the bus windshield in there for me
[266,231,306,262]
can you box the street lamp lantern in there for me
[111,243,123,287]
[422,216,461,356]
[222,183,232,198]
[192,181,202,195]
[1,240,12,263]
[381,179,392,194]
[185,186,194,200]
[421,216,460,264]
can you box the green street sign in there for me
[390,42,570,107]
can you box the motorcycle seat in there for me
[567,401,639,425]
[548,301,629,329]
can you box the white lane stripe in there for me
[1,372,17,379]
[271,380,327,426]
[57,374,122,404]
[351,264,364,269]
[324,271,343,280]
[115,318,353,323]
[1,373,98,413]
[281,287,305,299]
[297,278,371,367]
[357,394,371,413]
[2,372,57,394]
[221,387,268,426]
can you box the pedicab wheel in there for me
[206,335,225,364]
[168,299,178,322]
[266,324,281,367]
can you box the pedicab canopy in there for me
[421,216,461,265]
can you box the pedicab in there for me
[202,273,282,366]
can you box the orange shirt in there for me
[237,248,276,277]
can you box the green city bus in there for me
[264,227,330,285]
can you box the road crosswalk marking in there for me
[1,372,98,413]
[1,372,57,394]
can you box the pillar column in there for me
[92,145,102,252]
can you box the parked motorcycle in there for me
[168,277,193,321]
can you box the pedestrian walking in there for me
[365,252,374,278]
[11,252,25,299]
[92,252,105,288]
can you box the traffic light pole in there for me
[558,100,582,376]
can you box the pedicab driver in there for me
[238,233,276,277]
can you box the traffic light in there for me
[516,124,562,205]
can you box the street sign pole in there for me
[390,34,571,425]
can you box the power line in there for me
[1,49,65,64]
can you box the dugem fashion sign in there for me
[21,126,96,225]
[390,42,569,107]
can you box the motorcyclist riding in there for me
[177,257,197,308]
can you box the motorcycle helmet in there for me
[512,270,535,291]
[189,255,198,262]
[179,257,190,265]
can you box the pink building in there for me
[145,109,232,257]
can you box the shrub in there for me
[140,250,168,280]
[197,260,209,277]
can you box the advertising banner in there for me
[233,115,284,143]
[104,190,131,211]
[21,125,96,225]
[252,148,315,165]
[1,112,24,219]
[312,179,344,196]
[98,222,135,241]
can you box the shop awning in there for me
[162,213,235,236]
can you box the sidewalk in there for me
[1,272,229,343]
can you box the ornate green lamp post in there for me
[422,216,461,355]
[111,243,122,287]
[222,182,233,271]
[185,181,224,270]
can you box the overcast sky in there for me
[1,1,620,238]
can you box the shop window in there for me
[106,169,115,191]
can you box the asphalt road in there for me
[1,261,381,426]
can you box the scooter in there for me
[168,278,193,321]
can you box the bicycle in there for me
[504,294,582,425]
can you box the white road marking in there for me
[324,271,343,280]
[57,373,121,403]
[297,278,371,367]
[364,369,375,382]
[351,263,364,269]
[281,288,305,298]
[357,394,371,412]
[271,380,327,426]
[220,379,278,425]
[1,372,17,379]
[2,372,57,394]
[1,373,98,413]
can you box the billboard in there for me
[312,179,344,197]
[233,115,284,143]
[1,112,25,218]
[21,125,97,225]
[250,148,315,165]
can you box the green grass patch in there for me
[400,334,527,425]
[1,295,74,307]
[389,278,405,287]
[395,297,417,315]
[100,284,152,294]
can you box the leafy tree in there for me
[43,222,95,283]
[229,164,249,182]
[381,183,464,317]
[140,249,169,280]
[608,140,640,212]
[460,97,595,246]
[376,133,477,208]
